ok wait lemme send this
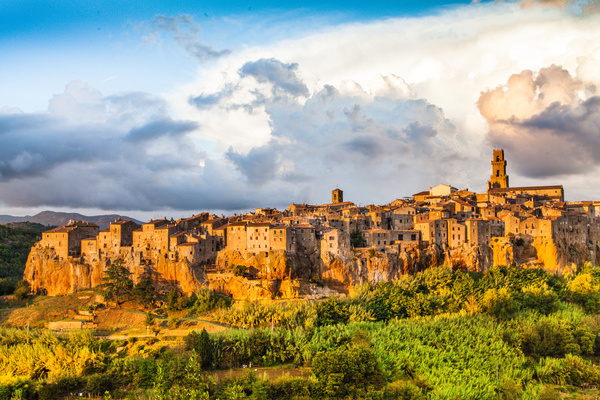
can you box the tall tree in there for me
[96,258,133,308]
[133,278,156,309]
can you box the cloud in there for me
[479,64,600,178]
[126,118,198,142]
[145,15,231,62]
[0,81,257,212]
[48,80,106,124]
[5,2,600,215]
[519,0,600,14]
[190,63,463,202]
[240,58,310,99]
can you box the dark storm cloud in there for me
[126,118,199,142]
[0,81,266,212]
[226,145,279,185]
[479,65,600,178]
[147,15,231,62]
[0,113,108,180]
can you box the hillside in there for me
[0,211,143,230]
[0,223,44,280]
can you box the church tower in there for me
[488,149,509,190]
[332,188,343,204]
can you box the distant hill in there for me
[0,211,143,230]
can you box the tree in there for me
[96,259,133,308]
[313,346,384,398]
[133,278,156,309]
[350,229,364,248]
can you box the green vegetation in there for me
[6,264,600,399]
[0,223,45,292]
[232,264,248,277]
[95,259,133,308]
[350,229,364,248]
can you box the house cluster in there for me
[34,213,224,267]
[34,150,600,270]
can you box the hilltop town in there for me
[24,150,600,299]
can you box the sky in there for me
[1,0,600,221]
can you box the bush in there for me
[166,290,189,311]
[167,317,180,329]
[520,283,559,315]
[191,288,232,315]
[481,288,518,320]
[13,280,30,300]
[85,373,113,396]
[185,329,213,369]
[315,297,350,326]
[313,346,384,398]
[536,354,600,386]
[232,265,247,277]
[0,279,16,296]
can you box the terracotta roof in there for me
[489,185,563,193]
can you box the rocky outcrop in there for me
[24,244,203,296]
[26,233,599,299]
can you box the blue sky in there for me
[1,0,599,219]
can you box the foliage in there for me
[8,265,600,399]
[0,279,16,296]
[166,289,189,311]
[95,258,133,307]
[190,288,233,315]
[536,354,600,386]
[0,223,43,280]
[313,346,384,398]
[0,330,104,380]
[184,329,212,369]
[12,281,30,300]
[144,312,155,326]
[481,287,518,320]
[132,278,156,309]
[214,300,316,330]
[232,265,248,277]
[350,229,364,248]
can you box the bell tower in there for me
[488,149,509,190]
[332,188,343,204]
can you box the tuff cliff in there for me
[24,235,598,299]
[24,244,203,296]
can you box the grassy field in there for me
[0,291,231,339]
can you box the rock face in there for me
[24,244,203,296]
[25,233,600,299]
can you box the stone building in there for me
[320,228,351,257]
[39,221,99,260]
[465,219,490,247]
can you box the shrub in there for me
[191,288,232,315]
[13,280,30,300]
[313,346,384,398]
[167,317,180,329]
[166,290,189,311]
[520,283,559,315]
[315,297,350,326]
[85,373,113,396]
[536,354,600,386]
[185,329,213,369]
[481,288,518,320]
[232,265,247,277]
